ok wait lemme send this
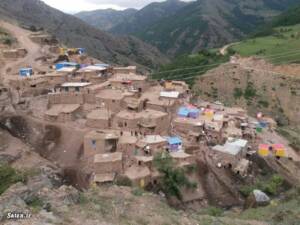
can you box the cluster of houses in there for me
[7,48,289,189]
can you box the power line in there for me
[150,48,300,77]
[152,57,300,82]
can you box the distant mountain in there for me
[98,0,299,56]
[75,8,137,31]
[272,4,300,27]
[109,0,188,35]
[0,0,169,69]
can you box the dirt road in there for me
[219,42,239,55]
[0,21,43,81]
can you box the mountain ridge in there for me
[78,0,300,57]
[0,0,169,69]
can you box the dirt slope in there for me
[193,57,300,126]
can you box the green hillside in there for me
[230,24,300,64]
[272,4,300,27]
[110,0,299,56]
[151,50,229,85]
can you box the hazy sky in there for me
[42,0,194,13]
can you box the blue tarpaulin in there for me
[167,136,182,151]
[177,106,200,118]
[78,48,85,55]
[94,64,110,68]
[178,107,189,117]
[55,62,80,70]
[19,68,33,77]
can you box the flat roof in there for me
[87,109,111,120]
[125,165,151,180]
[45,104,80,116]
[109,73,147,82]
[96,89,124,100]
[93,173,115,183]
[85,130,119,140]
[87,81,111,91]
[94,152,122,163]
[78,65,107,72]
[57,67,77,73]
[160,91,180,99]
[141,135,167,144]
[174,117,203,126]
[61,82,91,87]
[170,151,192,159]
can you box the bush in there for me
[233,88,243,99]
[153,152,197,200]
[26,196,44,212]
[244,82,257,100]
[0,164,26,195]
[206,207,224,217]
[239,175,284,197]
[131,188,144,196]
[258,100,269,108]
[114,175,132,187]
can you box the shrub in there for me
[154,152,197,200]
[131,188,144,196]
[244,82,257,100]
[26,196,44,212]
[115,175,132,187]
[233,88,243,99]
[206,207,224,217]
[258,100,269,108]
[0,164,26,195]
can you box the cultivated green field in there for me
[230,24,300,64]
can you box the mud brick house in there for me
[2,48,27,58]
[44,104,81,122]
[113,66,136,74]
[212,138,248,167]
[136,135,168,156]
[113,109,169,135]
[93,152,123,183]
[109,73,148,92]
[170,151,195,168]
[95,89,126,113]
[86,109,112,129]
[93,152,123,174]
[84,130,119,158]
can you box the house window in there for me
[91,140,96,149]
[65,87,69,92]
[75,87,80,92]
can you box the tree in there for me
[153,152,196,200]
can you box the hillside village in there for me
[0,16,300,225]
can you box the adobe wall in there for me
[48,93,85,105]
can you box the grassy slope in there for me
[151,50,229,85]
[231,24,300,64]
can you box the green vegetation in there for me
[239,175,284,197]
[0,164,26,195]
[258,100,269,108]
[272,4,300,27]
[277,127,300,152]
[26,196,44,213]
[0,27,15,46]
[231,24,300,64]
[131,188,145,196]
[232,188,300,225]
[153,152,197,200]
[233,88,243,99]
[114,175,132,187]
[151,50,229,85]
